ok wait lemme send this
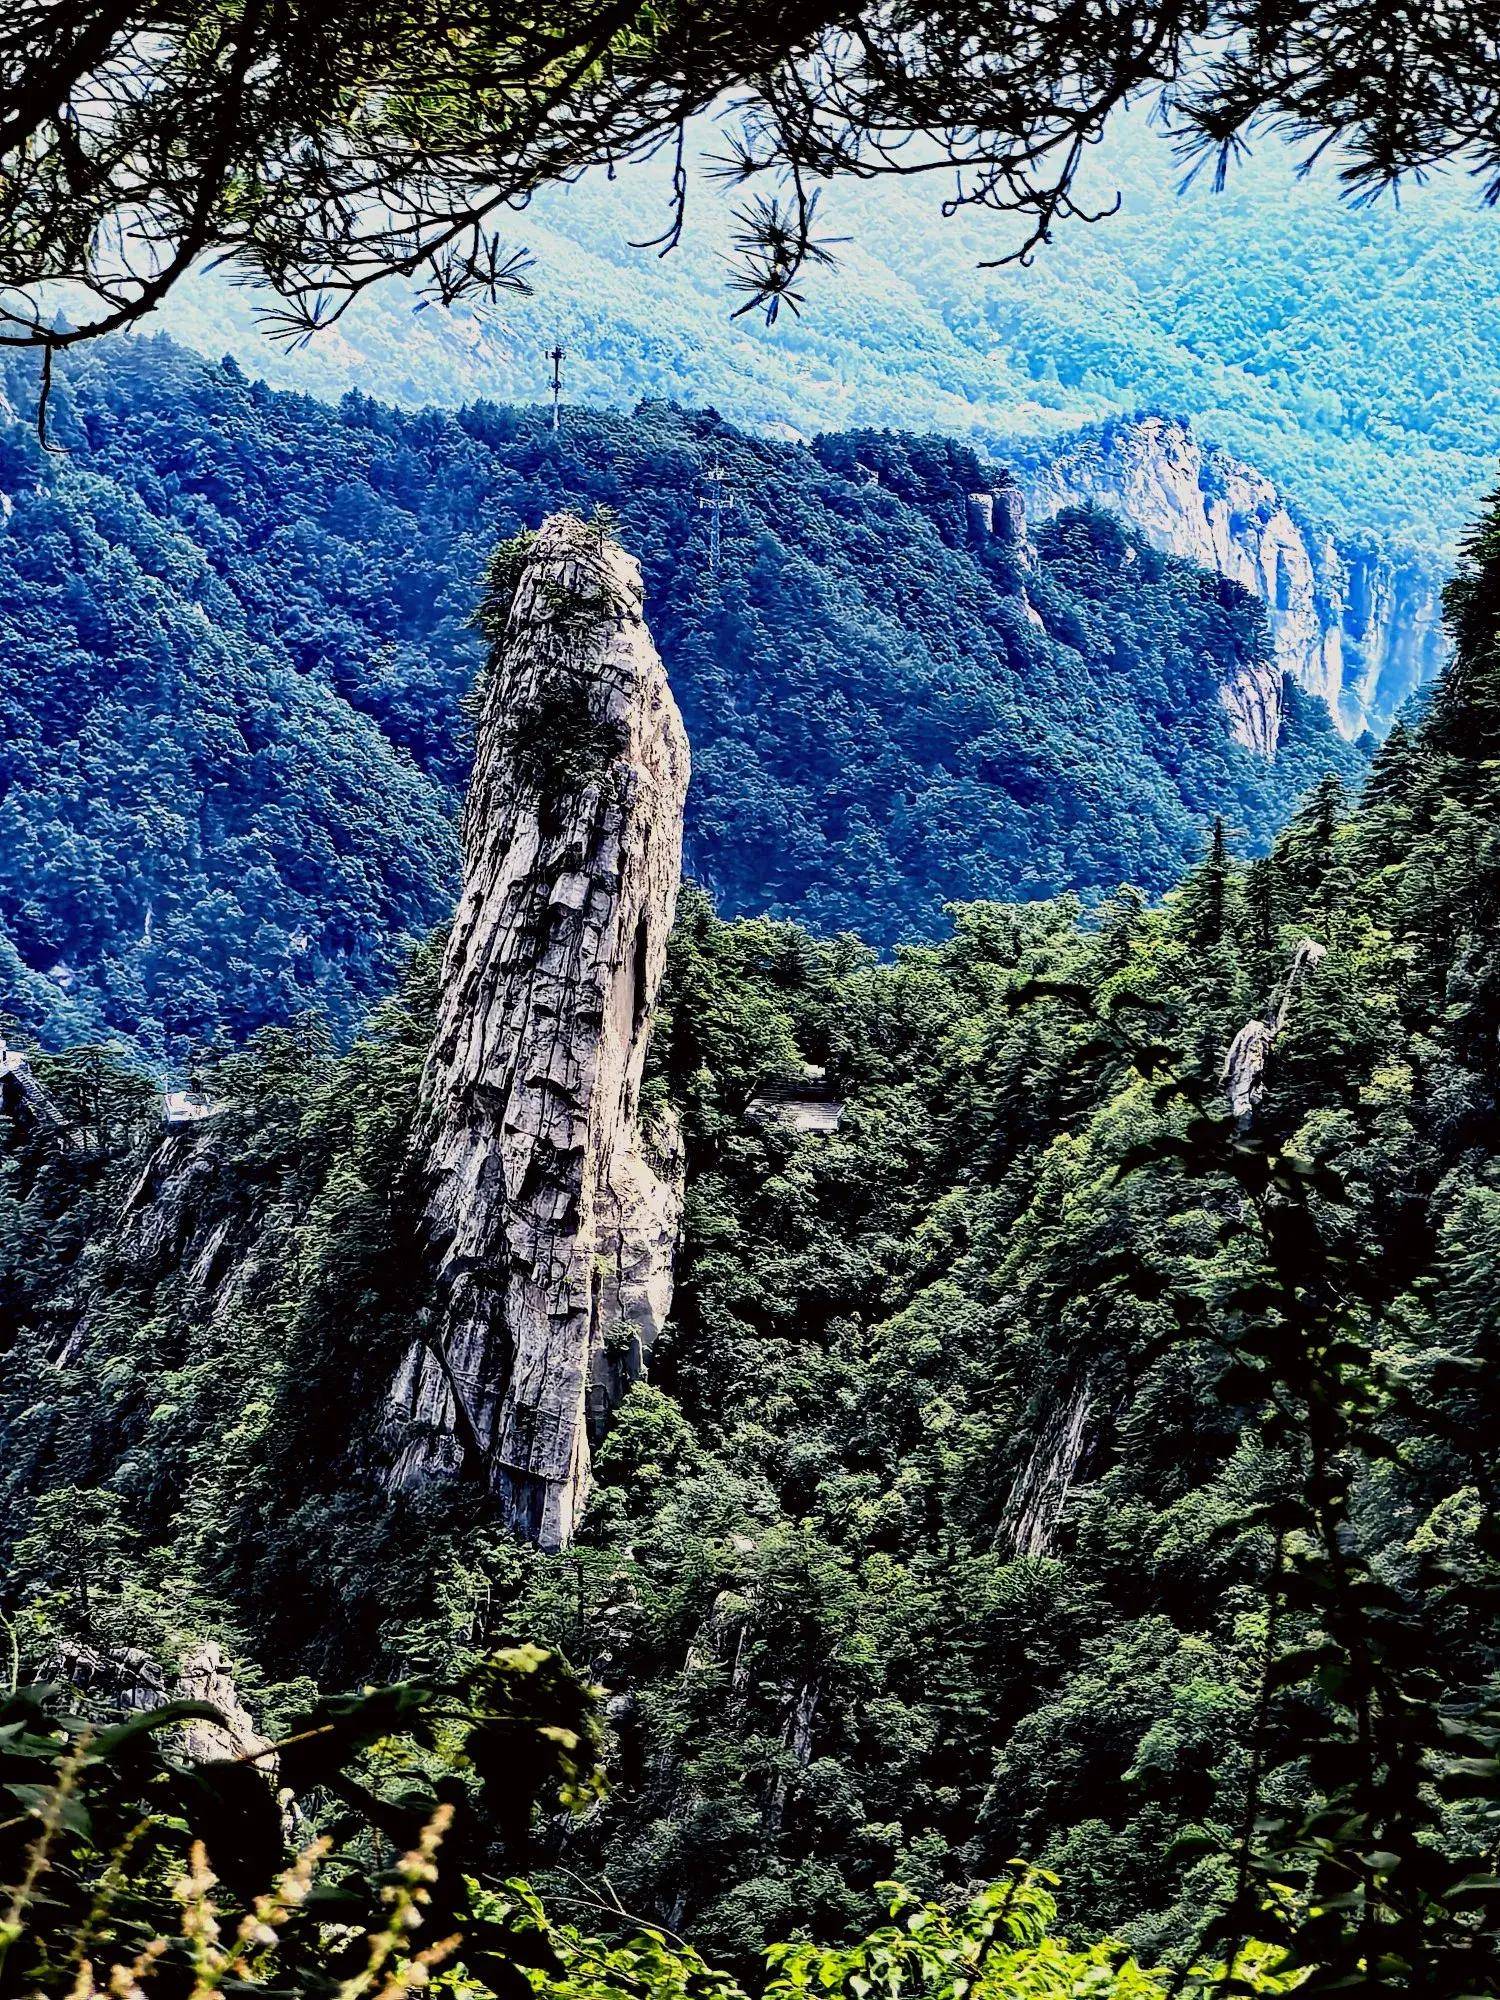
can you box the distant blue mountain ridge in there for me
[148,112,1500,566]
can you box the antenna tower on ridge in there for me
[699,459,739,570]
[546,338,566,433]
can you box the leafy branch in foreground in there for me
[3,1,1500,397]
[759,1873,1291,1998]
[1,1676,1289,2000]
[0,1647,602,1999]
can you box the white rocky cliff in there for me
[384,514,690,1551]
[1025,416,1448,756]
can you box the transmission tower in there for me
[546,339,566,433]
[699,459,738,570]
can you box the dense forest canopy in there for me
[6,484,1500,1991]
[0,337,1360,1062]
[6,10,1500,1968]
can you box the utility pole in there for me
[546,338,565,433]
[699,459,737,571]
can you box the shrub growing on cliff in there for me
[499,666,629,805]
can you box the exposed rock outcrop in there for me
[385,514,690,1550]
[1220,659,1285,764]
[114,1128,239,1278]
[1025,416,1448,753]
[966,482,1034,568]
[1005,1377,1094,1558]
[1223,936,1327,1123]
[177,1640,273,1764]
[56,1636,271,1765]
[0,1043,80,1147]
[966,480,1047,631]
[53,1121,265,1368]
[1223,1017,1278,1125]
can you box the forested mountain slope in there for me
[4,498,1499,1979]
[153,114,1500,560]
[153,117,1479,752]
[0,338,1359,1060]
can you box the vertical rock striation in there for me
[965,479,1047,630]
[1024,416,1448,752]
[54,1122,262,1368]
[385,514,690,1550]
[1005,1377,1094,1558]
[54,1637,271,1766]
[0,1044,77,1145]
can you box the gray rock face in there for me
[385,514,690,1550]
[55,1636,271,1765]
[0,1044,80,1147]
[1005,1377,1094,1558]
[1223,936,1327,1123]
[53,1123,264,1369]
[1025,416,1449,753]
[114,1130,237,1278]
[177,1641,274,1764]
[966,482,1047,630]
[967,482,1034,567]
[1223,1017,1278,1125]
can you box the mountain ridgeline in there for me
[4,497,1500,1983]
[153,110,1500,567]
[0,338,1365,1062]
